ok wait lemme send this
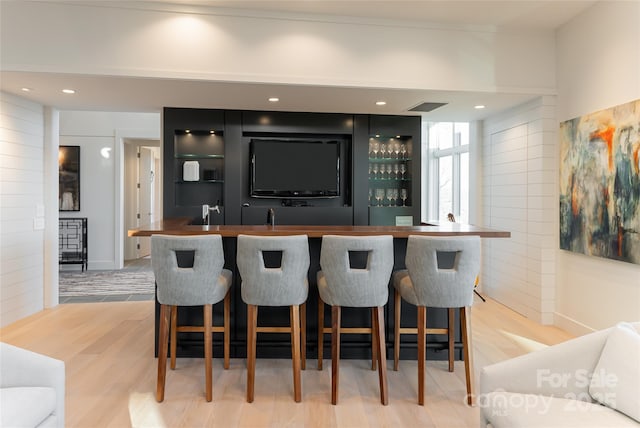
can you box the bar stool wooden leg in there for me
[417,306,426,406]
[290,305,302,402]
[448,308,455,373]
[156,304,170,402]
[318,297,324,370]
[394,288,401,371]
[373,306,388,405]
[204,304,213,402]
[371,310,377,371]
[331,305,341,405]
[246,304,258,403]
[223,292,231,370]
[170,306,178,370]
[301,302,306,371]
[461,306,475,405]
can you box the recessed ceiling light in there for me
[474,105,485,109]
[185,129,191,133]
[21,87,32,92]
[210,130,215,134]
[268,97,279,102]
[375,101,386,106]
[62,89,76,94]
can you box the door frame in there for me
[115,129,161,269]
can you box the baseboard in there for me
[554,312,595,336]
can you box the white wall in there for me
[481,96,558,324]
[0,92,45,326]
[554,1,640,333]
[1,1,556,95]
[59,111,160,270]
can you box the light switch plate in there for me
[34,218,45,230]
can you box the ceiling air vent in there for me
[408,102,448,112]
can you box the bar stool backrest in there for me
[319,235,394,307]
[405,235,480,308]
[237,234,310,306]
[151,234,227,306]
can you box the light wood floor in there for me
[0,297,573,427]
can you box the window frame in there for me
[424,122,470,223]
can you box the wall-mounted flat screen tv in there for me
[250,139,340,198]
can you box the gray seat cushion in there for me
[393,235,480,308]
[237,235,309,306]
[317,235,393,307]
[151,234,232,306]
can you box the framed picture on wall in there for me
[59,145,80,211]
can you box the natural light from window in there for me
[426,122,470,224]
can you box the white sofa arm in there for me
[0,342,65,427]
[480,328,611,400]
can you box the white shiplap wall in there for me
[481,96,557,324]
[0,92,45,327]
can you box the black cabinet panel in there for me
[241,206,353,225]
[242,110,354,134]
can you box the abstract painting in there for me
[59,145,80,211]
[560,99,640,264]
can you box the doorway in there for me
[123,139,161,261]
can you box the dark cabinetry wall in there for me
[163,107,421,226]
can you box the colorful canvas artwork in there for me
[560,99,640,264]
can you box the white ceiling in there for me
[1,1,598,120]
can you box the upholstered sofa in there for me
[480,321,640,428]
[0,342,65,428]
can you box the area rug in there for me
[59,270,156,297]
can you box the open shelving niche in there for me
[367,135,413,226]
[173,129,225,210]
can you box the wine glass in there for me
[400,188,408,206]
[372,142,379,159]
[375,188,385,206]
[393,163,400,180]
[386,164,394,179]
[379,143,386,159]
[387,188,395,206]
[400,144,407,159]
[399,163,407,179]
[371,163,379,179]
[393,142,401,159]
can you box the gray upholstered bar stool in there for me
[392,235,480,405]
[236,234,310,403]
[151,234,232,403]
[317,235,394,405]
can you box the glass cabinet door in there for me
[368,135,413,225]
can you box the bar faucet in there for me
[202,203,221,226]
[267,208,275,226]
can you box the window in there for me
[425,122,470,223]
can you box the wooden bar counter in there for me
[129,218,510,239]
[129,219,510,361]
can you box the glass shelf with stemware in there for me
[368,135,412,209]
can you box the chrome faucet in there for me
[202,203,221,226]
[267,208,275,226]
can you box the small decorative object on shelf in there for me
[183,161,199,181]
